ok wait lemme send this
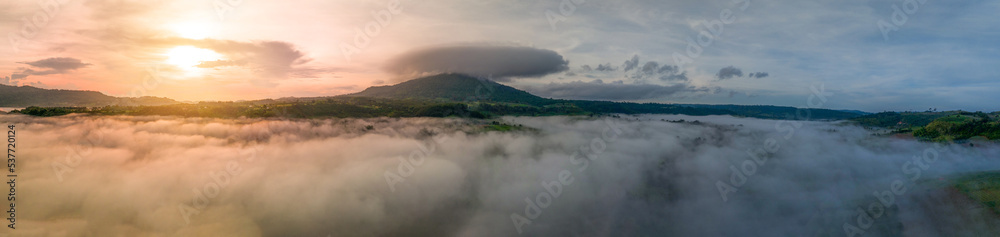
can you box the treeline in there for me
[9,94,879,122]
[8,98,493,119]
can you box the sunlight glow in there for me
[170,22,215,40]
[165,46,223,71]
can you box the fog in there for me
[1,114,998,236]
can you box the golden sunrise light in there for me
[170,21,216,40]
[165,46,223,72]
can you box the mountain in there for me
[346,74,861,120]
[0,84,178,107]
[348,73,552,106]
[836,109,871,115]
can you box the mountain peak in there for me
[348,73,552,105]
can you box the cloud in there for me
[657,64,678,75]
[748,72,769,79]
[182,39,310,78]
[383,45,569,80]
[660,71,688,81]
[623,55,640,72]
[576,55,687,84]
[525,80,706,100]
[641,61,659,74]
[18,57,92,71]
[136,37,312,78]
[4,114,999,236]
[716,66,744,80]
[196,59,248,68]
[4,57,92,84]
[595,63,616,71]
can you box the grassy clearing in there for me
[954,171,1000,215]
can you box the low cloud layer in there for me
[2,114,999,236]
[384,45,569,80]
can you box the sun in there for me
[165,46,223,73]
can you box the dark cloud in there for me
[525,80,707,100]
[716,66,744,80]
[660,72,688,81]
[383,45,569,80]
[641,61,659,74]
[18,57,92,71]
[623,55,640,72]
[748,72,769,79]
[595,63,615,71]
[575,56,686,84]
[581,65,593,71]
[657,64,679,75]
[5,57,92,83]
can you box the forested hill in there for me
[348,73,552,106]
[0,84,178,107]
[345,73,863,120]
[851,111,1000,141]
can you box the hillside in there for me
[851,111,1000,141]
[680,104,864,120]
[0,84,178,107]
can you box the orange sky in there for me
[0,0,442,101]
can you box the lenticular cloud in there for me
[1,114,998,236]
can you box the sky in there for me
[0,0,997,112]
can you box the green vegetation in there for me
[678,104,863,120]
[11,98,486,119]
[481,121,533,132]
[954,171,1000,215]
[851,111,1000,141]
